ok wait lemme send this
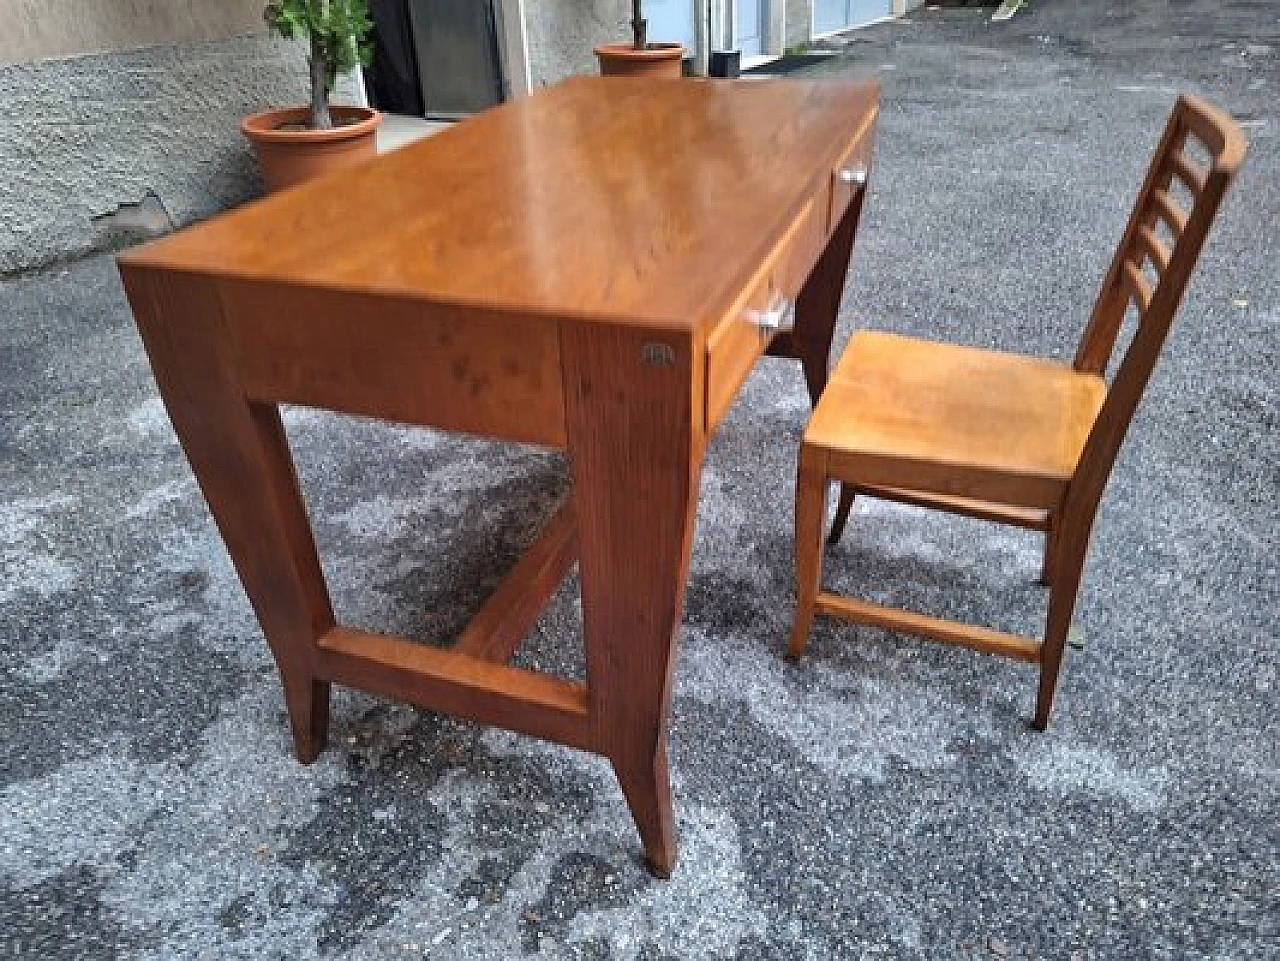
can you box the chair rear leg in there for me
[1039,514,1059,586]
[788,456,829,661]
[828,484,857,545]
[1034,527,1090,730]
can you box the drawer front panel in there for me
[706,266,773,432]
[705,198,819,432]
[776,197,825,300]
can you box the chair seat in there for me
[806,331,1107,509]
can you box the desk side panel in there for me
[218,281,567,447]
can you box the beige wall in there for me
[0,29,313,275]
[0,0,268,66]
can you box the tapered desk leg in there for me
[779,186,868,406]
[121,269,336,761]
[561,326,703,878]
[788,188,869,532]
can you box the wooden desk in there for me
[118,76,879,876]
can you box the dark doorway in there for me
[364,0,424,116]
[410,0,506,119]
[366,0,507,120]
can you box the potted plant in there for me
[242,0,382,192]
[595,0,686,78]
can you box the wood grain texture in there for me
[812,109,878,376]
[777,198,827,301]
[316,628,592,751]
[809,331,1107,510]
[220,281,566,447]
[119,76,880,334]
[561,322,703,878]
[705,287,771,432]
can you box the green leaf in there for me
[263,1,375,95]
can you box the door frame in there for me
[730,0,764,58]
[495,0,531,96]
[716,0,784,68]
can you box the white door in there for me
[646,0,697,49]
[735,0,764,57]
[814,0,891,36]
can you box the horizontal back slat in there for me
[1121,260,1153,315]
[1135,225,1172,275]
[1169,152,1207,195]
[1151,188,1189,235]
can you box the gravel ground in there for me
[1,1,1276,958]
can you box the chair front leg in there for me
[788,451,829,661]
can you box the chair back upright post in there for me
[1065,96,1248,538]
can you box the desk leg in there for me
[121,269,336,762]
[771,186,867,406]
[561,326,702,878]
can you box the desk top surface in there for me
[121,76,878,331]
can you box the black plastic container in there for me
[709,50,742,79]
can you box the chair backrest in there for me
[1064,96,1246,527]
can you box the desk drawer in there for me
[706,272,772,431]
[705,198,818,432]
[827,126,875,234]
[776,195,825,300]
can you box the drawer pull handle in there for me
[837,166,869,187]
[747,291,795,335]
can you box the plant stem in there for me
[308,20,333,129]
[631,0,647,50]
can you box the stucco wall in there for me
[522,0,628,88]
[0,37,343,276]
[0,0,267,65]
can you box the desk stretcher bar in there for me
[317,498,590,751]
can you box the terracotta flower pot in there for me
[594,42,686,79]
[241,105,383,193]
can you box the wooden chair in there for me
[787,95,1247,729]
